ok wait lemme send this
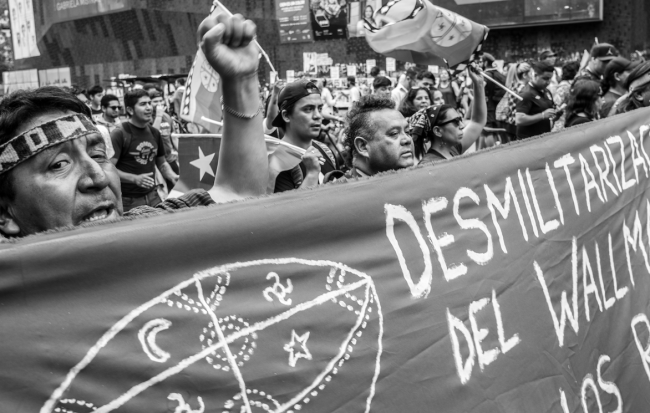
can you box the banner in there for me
[276,0,313,43]
[4,109,650,413]
[310,0,348,40]
[8,0,39,59]
[38,67,71,87]
[44,0,129,25]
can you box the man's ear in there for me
[354,136,370,158]
[125,106,134,116]
[281,109,291,124]
[0,203,20,237]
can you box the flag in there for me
[176,135,305,195]
[266,138,306,193]
[176,136,221,193]
[364,0,488,72]
[180,3,224,134]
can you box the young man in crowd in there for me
[271,78,340,192]
[577,43,619,82]
[347,75,361,106]
[481,53,506,128]
[343,95,414,178]
[172,77,186,116]
[96,94,122,133]
[416,71,436,90]
[87,85,104,121]
[391,68,417,108]
[515,61,556,140]
[110,89,178,211]
[0,13,269,238]
[149,87,179,189]
[600,57,639,118]
[372,76,392,99]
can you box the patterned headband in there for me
[0,114,98,175]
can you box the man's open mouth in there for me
[82,205,116,223]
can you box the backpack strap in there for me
[119,121,133,161]
[312,140,337,169]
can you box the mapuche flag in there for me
[364,0,489,71]
[180,2,224,134]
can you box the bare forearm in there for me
[300,172,320,189]
[158,161,177,181]
[470,82,487,126]
[516,112,545,126]
[214,73,268,198]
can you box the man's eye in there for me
[51,160,69,170]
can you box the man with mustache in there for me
[0,13,268,238]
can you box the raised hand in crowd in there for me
[457,65,486,152]
[198,13,269,202]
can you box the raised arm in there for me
[199,13,269,202]
[459,67,487,152]
[264,81,282,132]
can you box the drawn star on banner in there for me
[284,330,312,367]
[189,147,216,180]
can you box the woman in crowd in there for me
[409,67,486,163]
[615,62,650,114]
[564,79,601,127]
[502,62,531,140]
[398,87,432,119]
[551,61,580,131]
[437,69,460,108]
[356,5,373,36]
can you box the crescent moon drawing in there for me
[138,318,172,363]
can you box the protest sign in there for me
[3,109,650,413]
[366,59,377,73]
[330,66,340,79]
[347,65,357,77]
[386,57,396,72]
[276,0,313,43]
[303,52,318,75]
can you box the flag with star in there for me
[364,0,488,72]
[180,2,224,134]
[176,136,220,193]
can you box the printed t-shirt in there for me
[91,108,103,122]
[274,140,338,193]
[111,122,166,197]
[515,83,554,140]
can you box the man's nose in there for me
[78,157,110,192]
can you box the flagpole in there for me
[479,70,523,101]
[214,0,277,74]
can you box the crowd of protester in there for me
[1,12,650,240]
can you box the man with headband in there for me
[271,78,341,192]
[0,13,269,238]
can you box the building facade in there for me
[14,0,650,88]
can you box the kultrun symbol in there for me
[45,259,383,413]
[284,330,312,367]
[263,272,293,306]
[168,393,205,413]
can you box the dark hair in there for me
[148,88,163,99]
[417,71,436,82]
[561,61,580,82]
[100,94,119,108]
[566,79,600,120]
[347,75,356,85]
[142,83,157,92]
[344,95,397,166]
[373,76,392,90]
[176,78,186,86]
[618,62,650,113]
[399,88,433,118]
[405,68,418,80]
[124,89,149,112]
[370,66,380,77]
[412,104,455,157]
[88,85,103,96]
[531,60,555,75]
[0,87,92,201]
